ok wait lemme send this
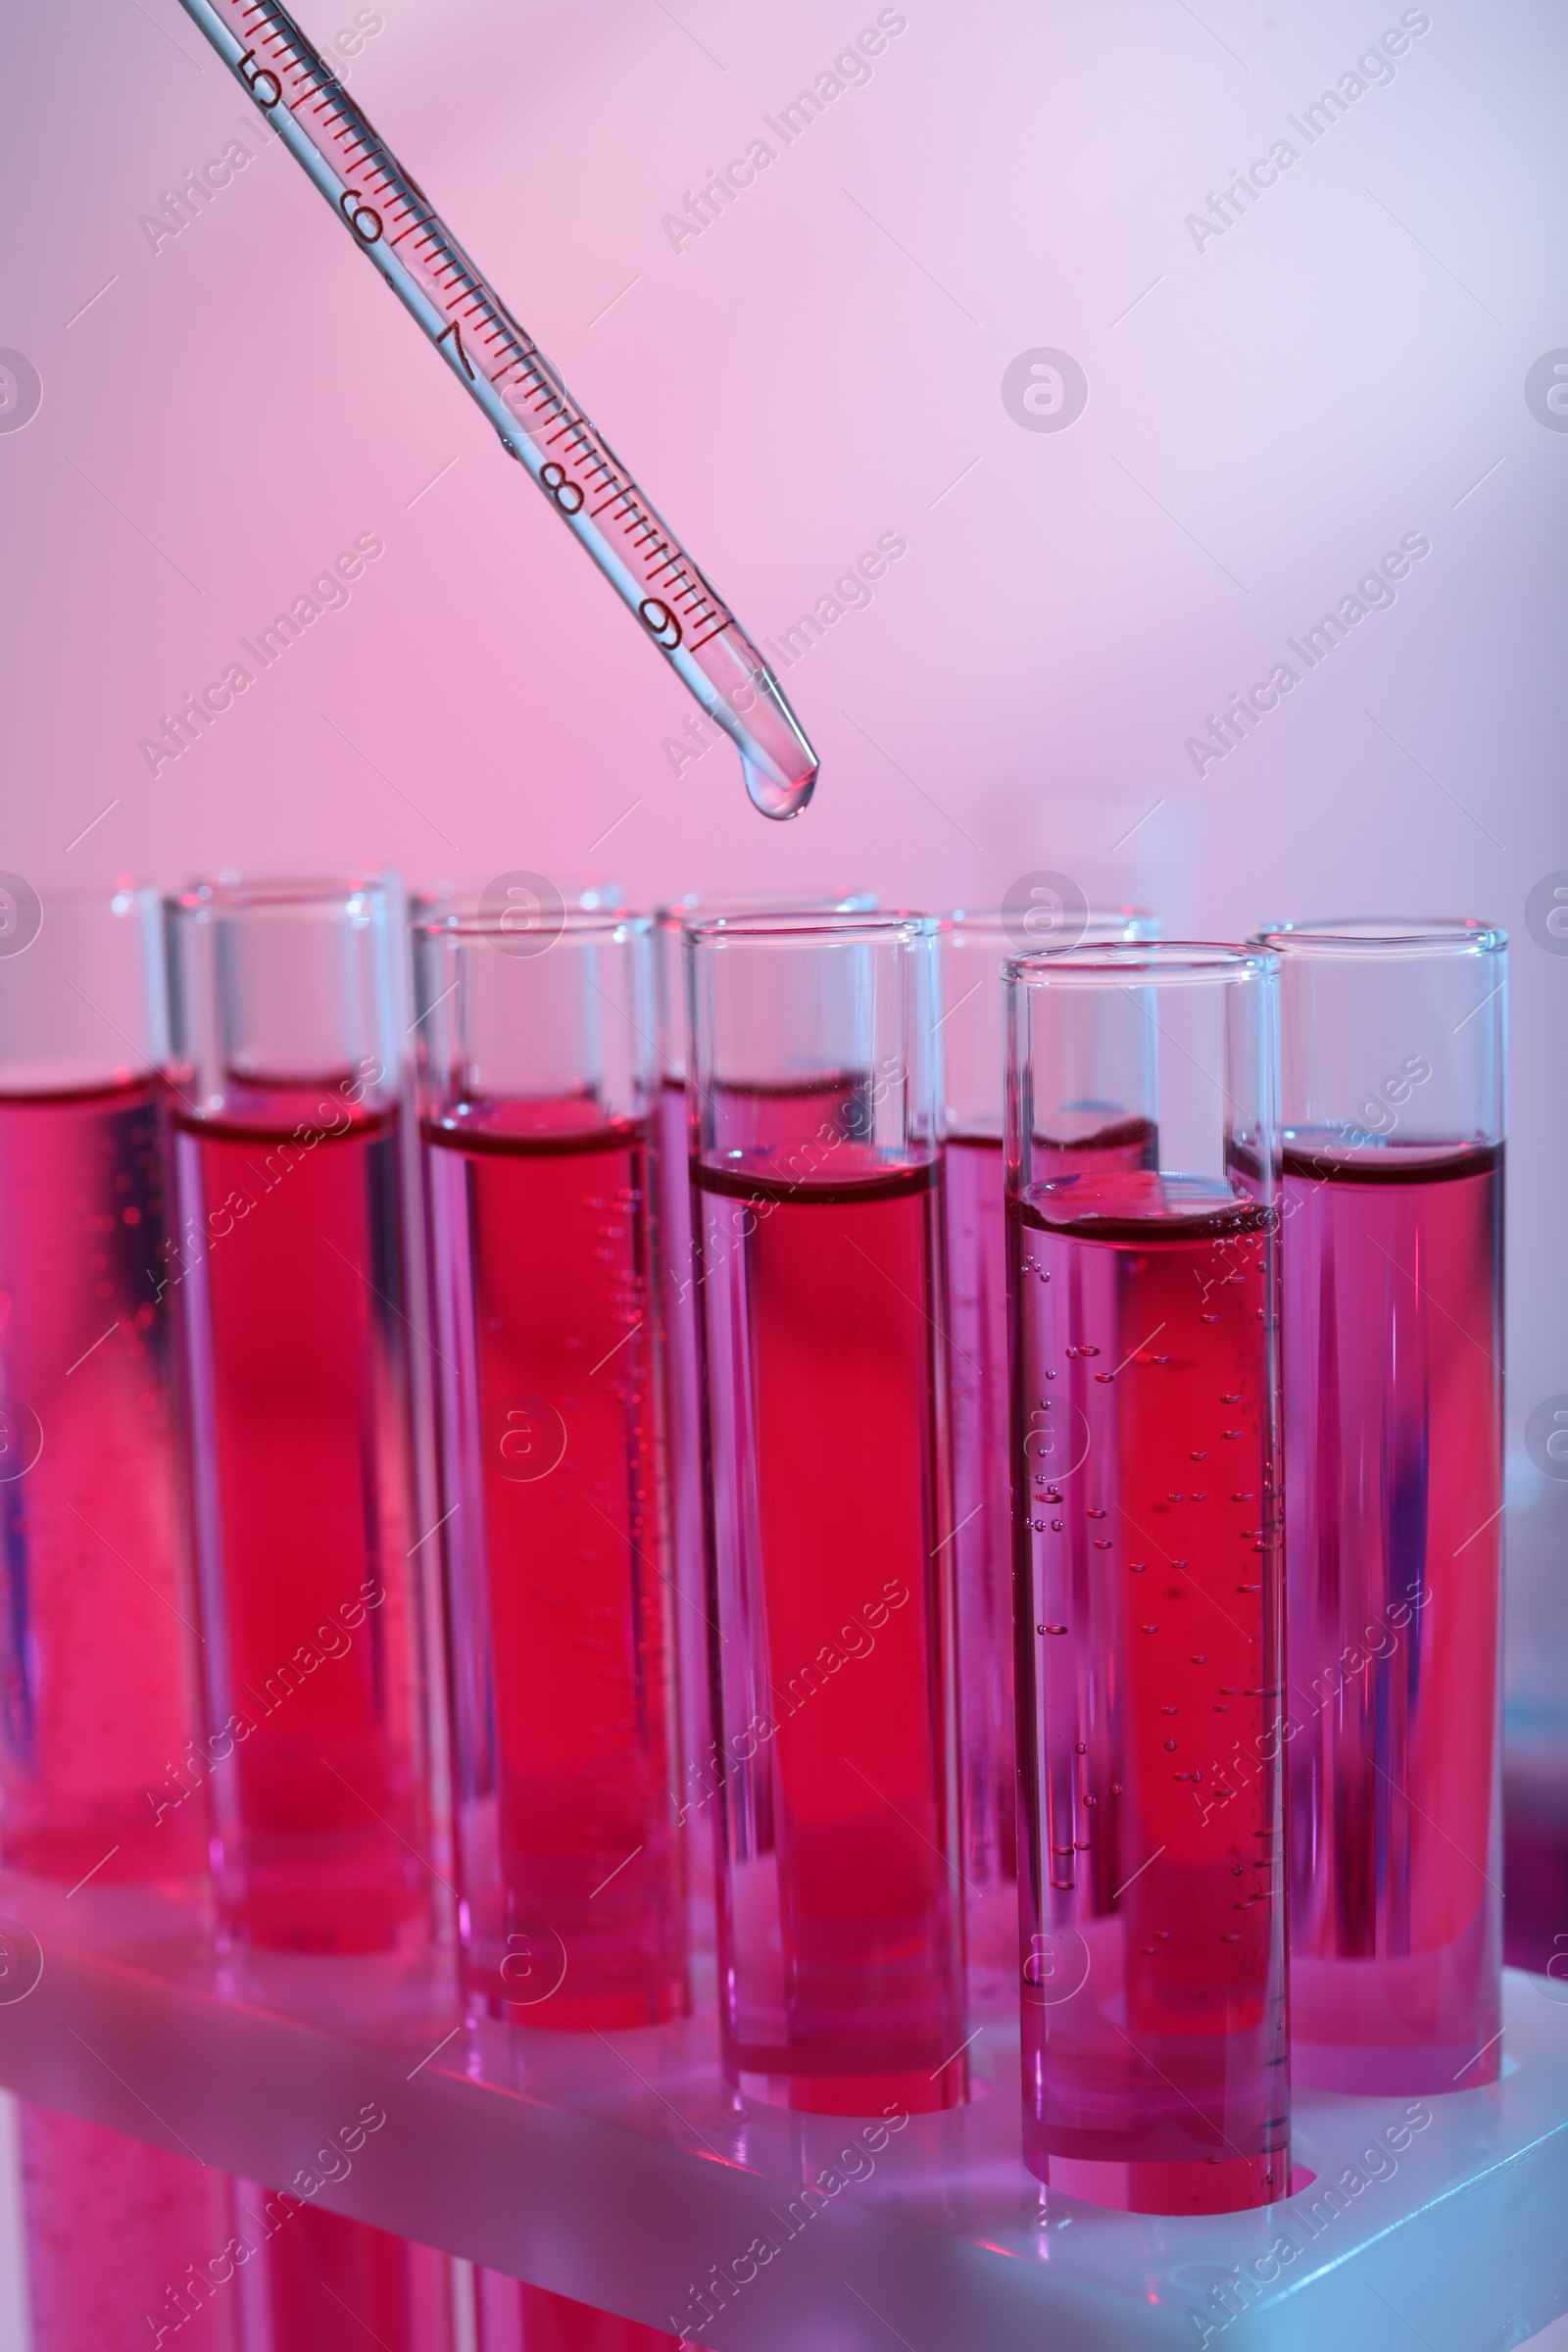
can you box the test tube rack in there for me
[1,1875,1564,2351]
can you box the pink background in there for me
[0,0,1564,1407]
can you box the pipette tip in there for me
[742,754,817,822]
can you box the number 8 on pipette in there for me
[176,0,819,820]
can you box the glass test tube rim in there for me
[940,904,1158,939]
[1252,914,1507,957]
[411,880,627,917]
[168,872,396,916]
[413,906,653,946]
[657,886,878,931]
[1005,937,1278,990]
[684,907,939,952]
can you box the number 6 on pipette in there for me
[176,0,819,820]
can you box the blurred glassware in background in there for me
[938,905,1156,1999]
[1502,1437,1568,1979]
[0,885,206,1886]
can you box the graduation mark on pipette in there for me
[173,0,819,821]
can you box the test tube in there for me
[1007,942,1286,2212]
[1259,918,1505,2091]
[653,888,872,1903]
[687,911,966,2111]
[939,906,1156,1986]
[20,2102,239,2351]
[0,884,205,1884]
[416,909,686,2029]
[475,2278,691,2349]
[236,2199,455,2349]
[166,877,434,1952]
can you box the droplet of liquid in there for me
[741,741,816,821]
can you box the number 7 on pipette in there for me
[175,0,819,820]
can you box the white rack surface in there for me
[1,1876,1564,2350]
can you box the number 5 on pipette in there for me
[175,0,819,820]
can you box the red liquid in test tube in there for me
[0,888,204,1886]
[172,1086,429,1950]
[423,1104,684,2025]
[688,915,965,2113]
[243,2201,454,2349]
[20,2104,239,2352]
[1282,1146,1502,2080]
[654,1070,712,1916]
[476,2276,692,2349]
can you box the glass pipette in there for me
[174,0,819,821]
